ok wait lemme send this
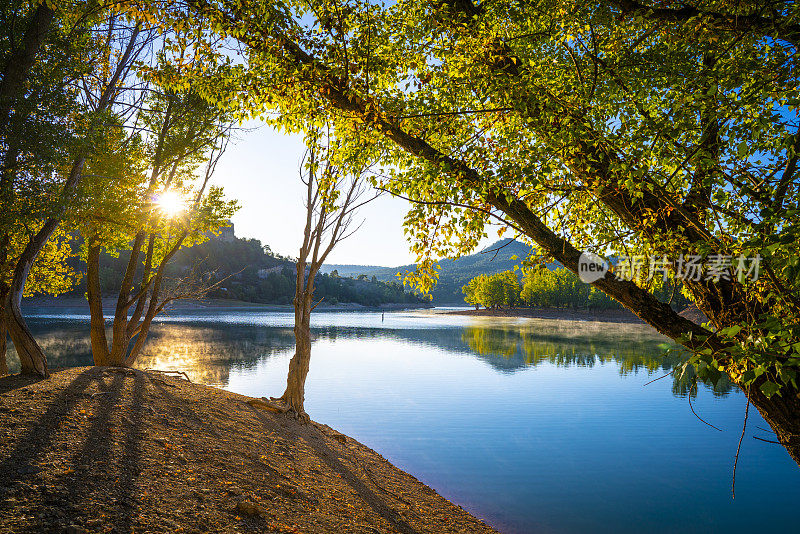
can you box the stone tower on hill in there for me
[208,220,235,242]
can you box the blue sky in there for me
[211,121,417,266]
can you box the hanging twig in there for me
[642,369,675,386]
[732,385,751,499]
[689,383,723,432]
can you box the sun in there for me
[156,190,187,217]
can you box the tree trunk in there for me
[123,270,163,367]
[4,289,47,376]
[747,379,800,466]
[0,3,54,134]
[279,255,314,422]
[107,232,146,366]
[283,304,312,419]
[0,291,8,377]
[2,222,63,377]
[86,238,110,365]
[123,230,189,367]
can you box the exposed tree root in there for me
[99,366,137,376]
[246,398,291,414]
[144,368,192,382]
[247,396,310,422]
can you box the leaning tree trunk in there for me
[1,217,65,377]
[4,221,56,377]
[4,290,47,376]
[0,156,84,377]
[746,378,800,466]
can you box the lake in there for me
[7,307,800,533]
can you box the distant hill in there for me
[322,239,554,304]
[58,234,426,308]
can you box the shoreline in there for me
[446,306,644,324]
[21,296,433,313]
[0,367,498,533]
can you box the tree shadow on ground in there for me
[0,372,47,395]
[0,367,145,533]
[250,408,423,534]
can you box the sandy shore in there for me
[447,305,709,327]
[0,367,497,533]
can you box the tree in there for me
[462,270,520,308]
[497,270,520,308]
[521,268,587,308]
[262,137,376,421]
[0,225,81,376]
[1,1,76,376]
[79,88,237,367]
[183,0,800,463]
[462,275,484,309]
[1,3,150,376]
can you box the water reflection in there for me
[135,325,297,386]
[460,325,734,396]
[6,320,94,369]
[7,320,297,386]
[9,314,733,398]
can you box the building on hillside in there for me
[206,220,235,242]
[258,265,284,279]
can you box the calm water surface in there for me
[9,307,800,533]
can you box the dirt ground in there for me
[0,367,499,534]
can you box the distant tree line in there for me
[463,268,690,310]
[462,271,521,309]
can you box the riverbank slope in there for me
[0,367,497,534]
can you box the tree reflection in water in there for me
[6,321,296,386]
[460,322,734,397]
[135,325,296,385]
[8,316,732,396]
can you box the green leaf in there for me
[719,325,741,337]
[760,381,781,398]
[741,369,756,384]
